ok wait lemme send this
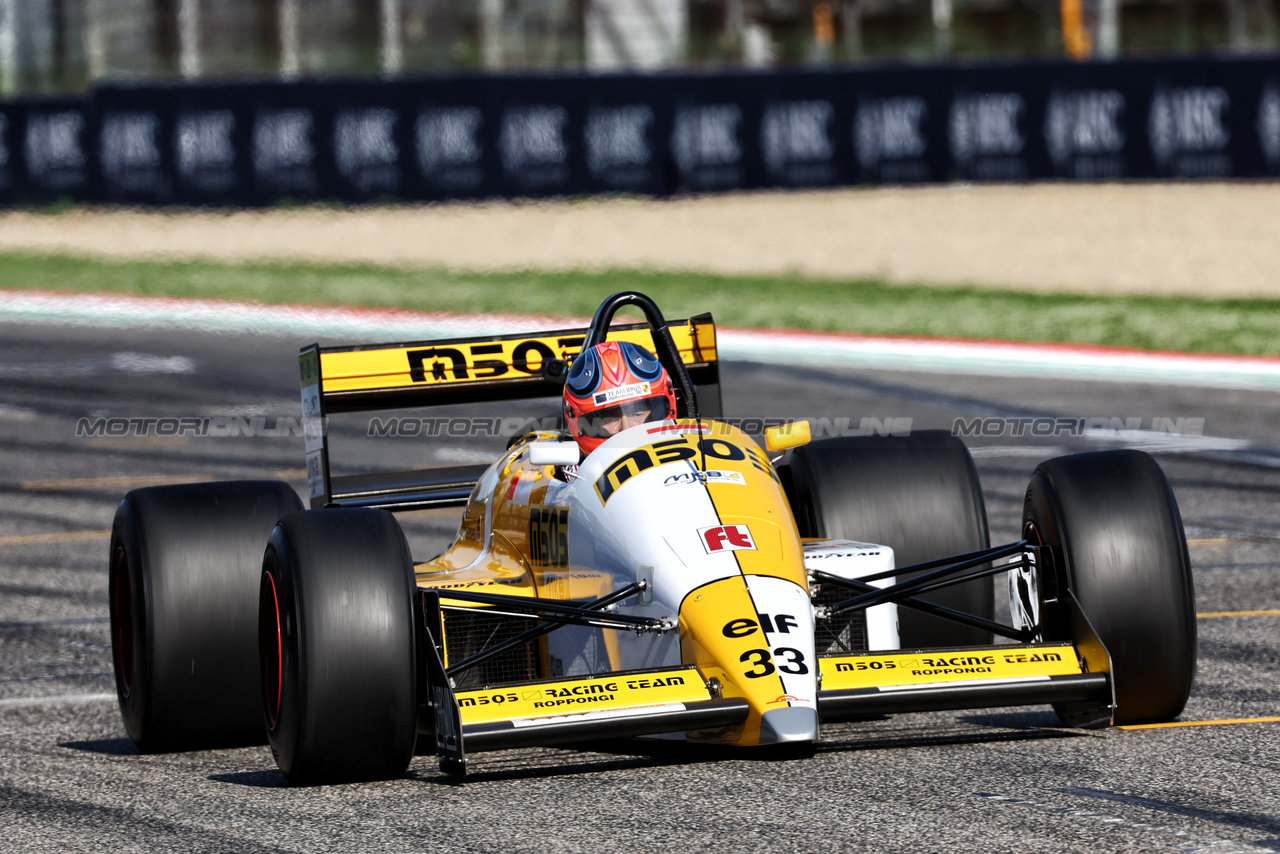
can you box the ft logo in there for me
[699,524,755,553]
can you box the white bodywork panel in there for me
[803,539,901,651]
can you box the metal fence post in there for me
[0,0,15,96]
[381,0,403,75]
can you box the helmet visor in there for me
[576,396,672,439]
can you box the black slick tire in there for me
[1023,449,1196,725]
[109,480,303,753]
[782,430,993,648]
[261,508,418,786]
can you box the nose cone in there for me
[759,706,819,745]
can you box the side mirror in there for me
[528,441,580,467]
[765,420,812,452]
[542,358,569,385]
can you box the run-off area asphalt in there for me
[1,321,1278,854]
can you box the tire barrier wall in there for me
[2,56,1279,206]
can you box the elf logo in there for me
[699,524,756,553]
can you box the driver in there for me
[563,341,678,455]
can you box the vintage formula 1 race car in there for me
[108,291,1197,784]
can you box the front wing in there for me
[419,595,1115,775]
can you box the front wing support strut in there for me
[817,540,1045,642]
[811,569,1036,643]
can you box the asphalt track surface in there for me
[2,320,1279,853]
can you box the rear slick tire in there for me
[783,431,993,648]
[1023,450,1196,726]
[261,508,418,786]
[109,480,303,753]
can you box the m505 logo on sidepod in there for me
[699,524,756,553]
[528,505,569,568]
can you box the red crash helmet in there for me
[563,341,677,454]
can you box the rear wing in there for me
[300,315,721,509]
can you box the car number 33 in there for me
[741,647,809,677]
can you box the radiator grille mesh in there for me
[813,584,869,655]
[443,608,541,691]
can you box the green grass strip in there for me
[3,250,1278,356]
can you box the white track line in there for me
[4,289,1280,390]
[0,289,572,339]
[0,692,115,708]
[725,328,1280,391]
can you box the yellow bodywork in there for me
[413,420,814,746]
[678,576,792,745]
[456,668,709,726]
[820,644,1083,690]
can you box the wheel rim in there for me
[1021,518,1066,640]
[1024,520,1043,546]
[259,571,284,731]
[110,545,134,699]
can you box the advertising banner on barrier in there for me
[26,99,93,201]
[0,97,93,204]
[849,66,947,185]
[405,76,498,200]
[1,55,1278,207]
[578,75,670,195]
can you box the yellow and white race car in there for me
[108,291,1197,784]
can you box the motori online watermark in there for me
[75,415,915,439]
[75,415,1206,441]
[952,416,1206,438]
[76,416,306,438]
[364,415,914,438]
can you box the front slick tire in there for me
[784,431,993,648]
[261,508,418,786]
[1023,450,1196,726]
